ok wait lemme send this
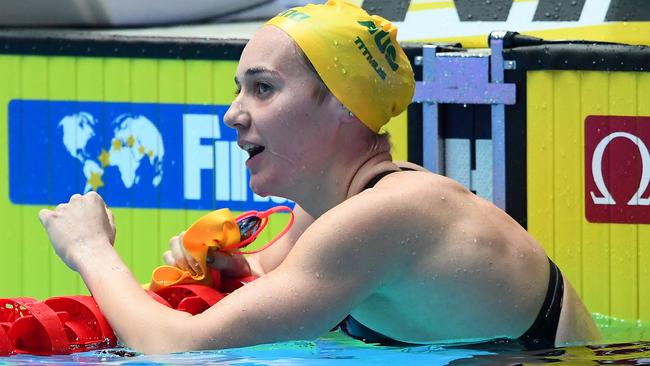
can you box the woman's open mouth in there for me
[242,143,265,160]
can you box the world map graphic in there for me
[58,112,165,192]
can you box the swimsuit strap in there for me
[363,170,399,190]
[518,258,564,349]
[363,167,416,191]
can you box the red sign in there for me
[585,116,650,224]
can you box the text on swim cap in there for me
[277,9,310,21]
[354,37,387,80]
[357,21,399,72]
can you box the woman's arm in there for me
[38,191,406,354]
[38,192,194,352]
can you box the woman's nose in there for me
[223,99,251,130]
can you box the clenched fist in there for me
[39,192,116,271]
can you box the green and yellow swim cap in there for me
[266,0,415,133]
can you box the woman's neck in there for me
[295,135,396,218]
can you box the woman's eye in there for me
[255,82,272,95]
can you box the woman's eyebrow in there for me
[235,66,280,83]
[245,67,279,77]
[234,67,280,86]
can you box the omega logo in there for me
[585,115,650,224]
[590,131,650,206]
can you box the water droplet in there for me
[315,272,321,279]
[342,68,347,75]
[544,12,550,17]
[467,14,473,19]
[439,196,446,200]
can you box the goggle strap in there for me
[222,205,295,254]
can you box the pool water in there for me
[1,316,648,365]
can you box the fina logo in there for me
[8,100,287,211]
[584,115,650,224]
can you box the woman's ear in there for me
[339,104,358,125]
[324,95,357,126]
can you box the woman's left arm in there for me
[39,192,195,352]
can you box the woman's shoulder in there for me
[332,169,462,225]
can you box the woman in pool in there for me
[38,0,599,354]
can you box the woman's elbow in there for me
[118,321,198,355]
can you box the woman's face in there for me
[224,26,339,198]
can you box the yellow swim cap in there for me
[266,0,415,133]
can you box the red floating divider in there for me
[219,275,257,294]
[44,296,117,353]
[8,300,71,355]
[155,284,224,315]
[0,324,12,356]
[0,275,256,356]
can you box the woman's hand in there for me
[38,192,116,271]
[162,232,203,276]
[207,251,253,278]
[162,235,252,278]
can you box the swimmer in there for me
[38,0,599,354]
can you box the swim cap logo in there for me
[277,9,310,21]
[357,21,399,72]
[354,36,387,80]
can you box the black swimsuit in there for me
[337,169,564,350]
